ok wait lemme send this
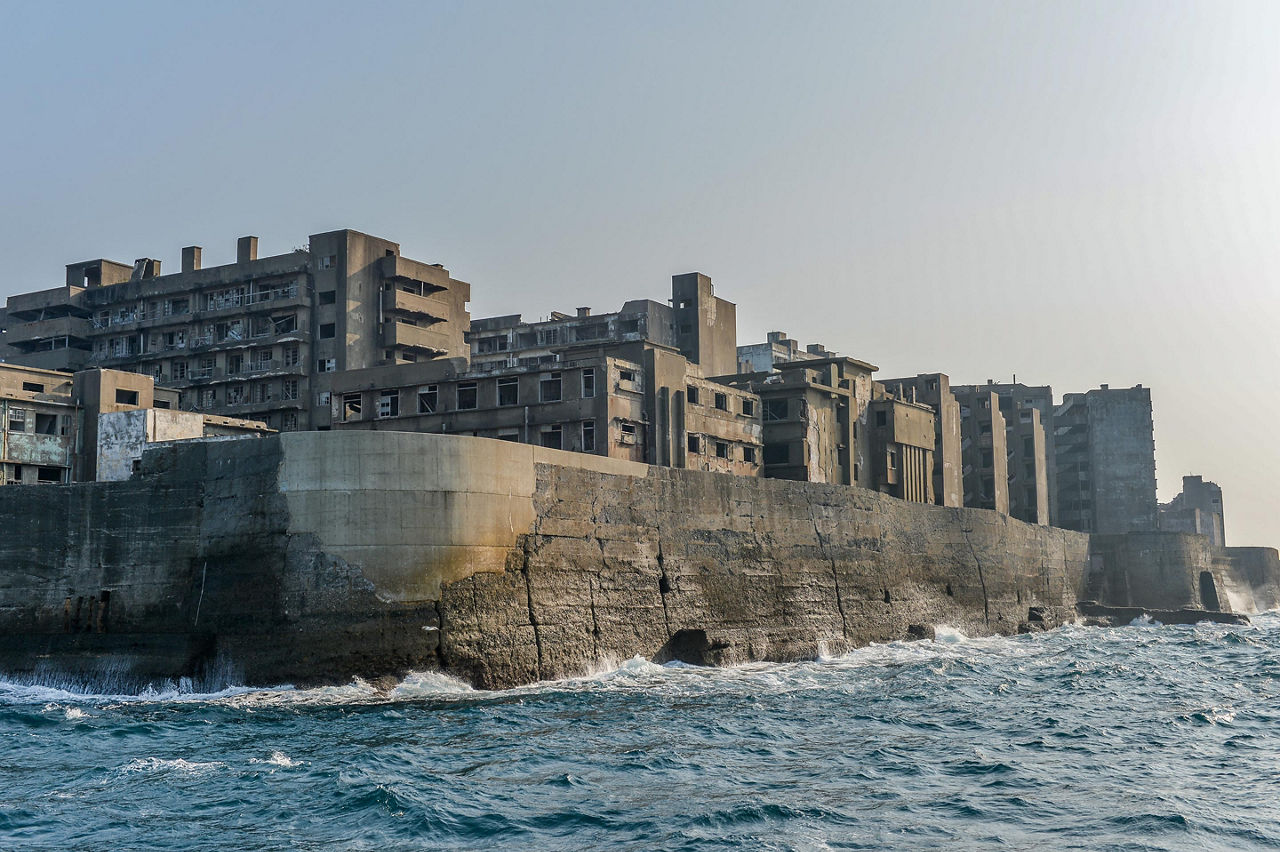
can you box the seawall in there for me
[0,431,1261,689]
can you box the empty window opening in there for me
[319,323,336,339]
[540,425,562,450]
[714,393,728,411]
[342,393,362,421]
[498,377,519,407]
[115,389,139,406]
[34,414,57,435]
[618,369,636,383]
[37,466,62,484]
[540,372,562,402]
[741,399,755,417]
[582,420,596,452]
[687,385,700,405]
[764,399,788,421]
[418,385,438,414]
[743,446,757,463]
[21,382,43,393]
[715,441,729,458]
[581,369,596,399]
[457,382,478,410]
[688,435,701,454]
[378,390,399,418]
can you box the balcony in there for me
[6,315,92,346]
[382,320,453,354]
[381,288,451,321]
[378,255,451,288]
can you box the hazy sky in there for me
[2,1,1276,544]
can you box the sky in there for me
[1,1,1276,544]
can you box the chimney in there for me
[237,236,259,264]
[181,246,202,273]
[577,307,590,317]
[1101,383,1109,391]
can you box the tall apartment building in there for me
[1,230,471,433]
[878,373,963,508]
[1054,384,1158,534]
[867,390,937,503]
[952,387,1009,515]
[952,381,1051,525]
[1159,475,1225,547]
[953,381,1057,524]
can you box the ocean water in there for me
[3,617,1280,851]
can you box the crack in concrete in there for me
[807,494,850,641]
[519,546,544,680]
[962,526,991,625]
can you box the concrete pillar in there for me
[182,246,202,273]
[238,236,259,264]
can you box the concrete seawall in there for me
[0,431,1267,689]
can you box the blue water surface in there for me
[3,616,1280,851]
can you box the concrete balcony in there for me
[3,432,74,467]
[6,315,92,346]
[378,255,451,288]
[382,320,452,354]
[6,287,82,317]
[381,288,450,321]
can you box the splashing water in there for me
[3,616,1280,850]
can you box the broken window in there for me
[273,314,297,334]
[319,323,336,339]
[317,359,335,373]
[115,389,139,406]
[619,422,637,445]
[540,372,562,403]
[22,382,43,393]
[8,409,25,432]
[226,354,243,376]
[582,369,595,399]
[199,389,216,408]
[282,380,299,401]
[252,349,273,370]
[764,399,788,421]
[687,385,700,405]
[714,392,728,411]
[318,255,336,270]
[582,420,595,452]
[618,369,636,383]
[37,466,61,484]
[540,425,562,449]
[715,441,729,459]
[282,345,299,367]
[497,377,519,407]
[418,385,438,414]
[318,290,336,305]
[378,390,399,418]
[743,446,757,464]
[253,383,270,404]
[34,414,56,435]
[763,444,788,465]
[688,435,701,454]
[251,316,271,338]
[876,410,887,427]
[741,399,755,417]
[342,393,362,421]
[226,385,246,405]
[457,382,478,410]
[281,412,299,431]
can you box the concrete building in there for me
[953,381,1057,524]
[1160,475,1225,547]
[0,364,266,484]
[952,387,1009,515]
[1,230,471,434]
[1054,384,1158,534]
[468,273,737,379]
[725,356,877,486]
[736,331,837,373]
[878,373,963,508]
[867,390,936,504]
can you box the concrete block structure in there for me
[1053,384,1158,534]
[736,330,837,374]
[1160,475,1225,547]
[952,387,1010,515]
[954,381,1057,524]
[878,373,963,508]
[867,389,936,503]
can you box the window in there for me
[154,399,171,410]
[318,358,336,373]
[283,345,300,367]
[6,409,23,432]
[318,290,336,305]
[715,441,729,459]
[226,385,246,405]
[36,467,62,484]
[272,314,297,334]
[875,410,887,427]
[319,323,336,339]
[252,348,273,370]
[342,393,362,421]
[199,389,216,408]
[688,435,701,454]
[619,422,637,444]
[173,361,188,380]
[540,425,562,449]
[743,446,757,463]
[764,399,788,421]
[418,385,438,414]
[318,255,336,270]
[115,389,139,406]
[981,449,994,467]
[281,412,299,431]
[980,421,993,435]
[687,385,700,405]
[713,392,728,411]
[378,390,399,418]
[741,399,755,417]
[226,354,243,375]
[457,382,478,410]
[618,369,636,383]
[282,379,299,401]
[253,383,270,403]
[316,392,331,406]
[34,414,56,435]
[763,444,788,465]
[582,420,595,452]
[582,369,596,399]
[888,449,898,470]
[21,382,43,393]
[498,377,519,406]
[540,372,562,402]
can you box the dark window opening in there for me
[741,399,755,416]
[763,444,789,465]
[319,323,336,339]
[715,441,728,458]
[540,372,562,402]
[22,382,43,393]
[743,446,757,463]
[687,385,700,405]
[115,389,139,406]
[37,466,62,483]
[541,425,562,449]
[318,290,336,305]
[714,393,728,411]
[34,414,56,435]
[498,378,519,406]
[457,382,478,410]
[688,435,701,454]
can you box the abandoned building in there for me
[0,230,471,434]
[877,373,963,509]
[951,381,1051,526]
[949,386,1010,515]
[736,331,838,374]
[866,388,936,503]
[1160,475,1225,547]
[1053,384,1158,534]
[0,364,268,484]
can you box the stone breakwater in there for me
[0,431,1268,690]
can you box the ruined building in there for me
[1053,384,1158,534]
[866,388,937,503]
[1,230,471,434]
[951,386,1010,515]
[736,331,837,374]
[952,381,1051,526]
[1160,475,1225,547]
[878,373,963,508]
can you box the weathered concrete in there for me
[0,431,1271,690]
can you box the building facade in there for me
[952,387,1010,515]
[1159,475,1225,547]
[878,373,963,508]
[867,391,936,504]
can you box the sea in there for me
[3,615,1279,851]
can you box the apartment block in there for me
[1,230,471,434]
[954,381,1057,524]
[736,331,837,374]
[867,390,936,504]
[878,373,963,508]
[1054,384,1158,534]
[952,387,1009,514]
[1159,475,1225,547]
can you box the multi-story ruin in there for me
[1160,475,1225,547]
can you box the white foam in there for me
[933,625,969,644]
[249,750,300,768]
[119,757,225,777]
